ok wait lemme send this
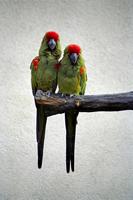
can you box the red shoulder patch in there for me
[80,66,85,75]
[54,63,61,71]
[32,56,40,71]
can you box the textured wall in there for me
[0,0,133,199]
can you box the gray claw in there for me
[61,93,64,97]
[57,92,64,97]
[70,94,76,98]
[35,90,44,99]
[46,91,51,97]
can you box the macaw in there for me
[30,31,62,168]
[58,44,87,173]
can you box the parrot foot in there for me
[34,90,52,99]
[58,92,65,97]
[45,91,51,97]
[35,90,45,99]
[70,94,76,98]
[61,93,65,97]
[58,93,76,98]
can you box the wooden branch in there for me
[35,90,133,117]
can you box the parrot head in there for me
[45,31,59,51]
[61,44,85,68]
[39,31,62,59]
[64,44,81,65]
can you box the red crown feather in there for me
[68,44,81,54]
[45,31,59,42]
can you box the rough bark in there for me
[35,90,133,117]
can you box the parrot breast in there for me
[58,65,81,95]
[36,57,57,91]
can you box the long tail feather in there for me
[65,111,78,173]
[71,131,76,172]
[65,114,70,173]
[66,137,71,173]
[36,104,47,168]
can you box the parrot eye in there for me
[69,53,78,65]
[48,39,56,50]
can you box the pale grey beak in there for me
[48,39,56,50]
[69,53,78,64]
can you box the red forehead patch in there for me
[45,31,59,42]
[68,44,81,54]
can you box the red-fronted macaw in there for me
[30,31,62,168]
[58,44,87,173]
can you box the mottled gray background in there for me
[0,0,133,199]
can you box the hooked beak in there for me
[69,53,78,64]
[48,39,56,50]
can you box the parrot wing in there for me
[79,66,87,95]
[30,62,38,96]
[30,57,41,106]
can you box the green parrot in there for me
[58,44,87,173]
[30,31,62,168]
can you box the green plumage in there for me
[39,35,61,59]
[31,33,61,168]
[31,36,61,92]
[58,46,87,173]
[58,49,87,95]
[31,56,58,92]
